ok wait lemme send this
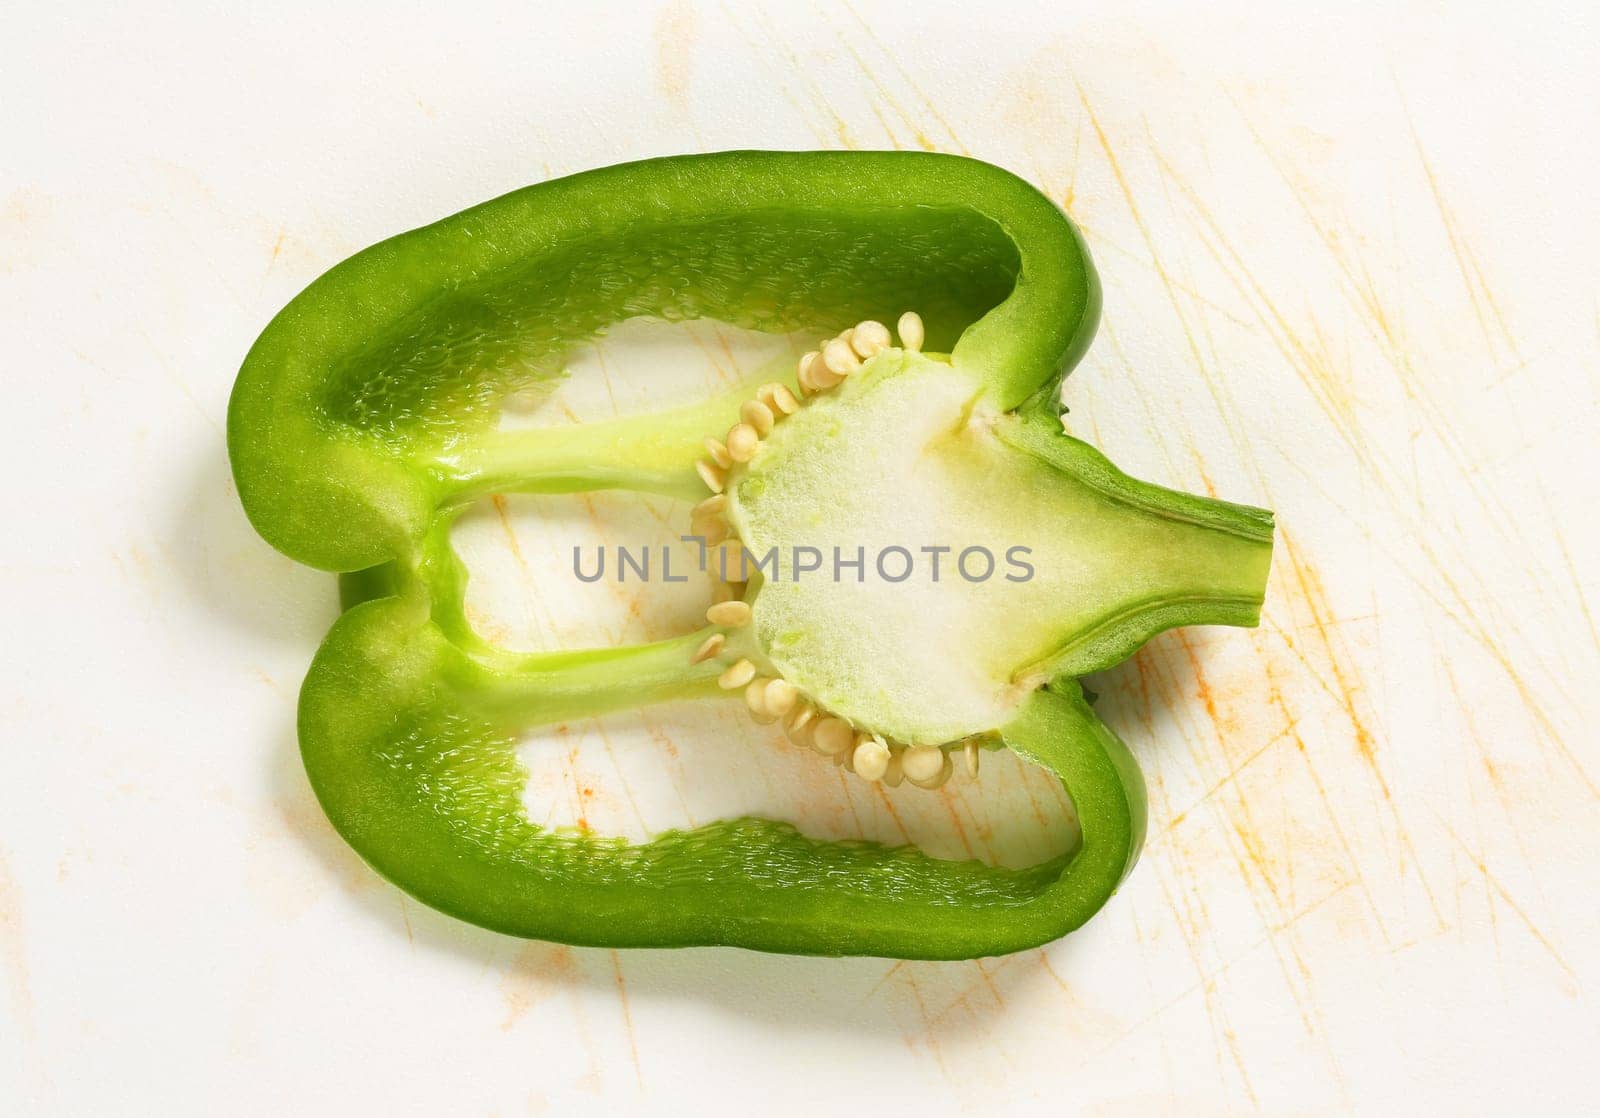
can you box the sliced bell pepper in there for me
[229,151,1272,959]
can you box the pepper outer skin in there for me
[230,152,1098,573]
[231,151,1268,959]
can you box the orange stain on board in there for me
[0,850,33,1034]
[590,721,651,837]
[464,601,514,647]
[274,780,379,900]
[500,942,576,1030]
[653,0,698,117]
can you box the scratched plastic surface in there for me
[4,3,1598,1115]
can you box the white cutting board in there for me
[3,2,1596,1113]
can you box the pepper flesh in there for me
[230,151,1272,958]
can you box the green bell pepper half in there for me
[229,151,1270,959]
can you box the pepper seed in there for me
[850,320,891,358]
[726,423,759,462]
[695,460,726,493]
[740,399,775,436]
[706,600,751,627]
[689,633,725,664]
[718,659,756,690]
[897,311,924,352]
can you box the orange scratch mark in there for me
[1206,103,1566,690]
[1075,221,1256,328]
[1143,631,1340,1057]
[836,34,939,152]
[1063,120,1084,213]
[490,495,532,575]
[588,342,622,419]
[1158,717,1293,837]
[642,717,700,828]
[1078,91,1254,470]
[592,722,651,837]
[610,951,644,1089]
[1547,507,1600,662]
[1277,538,1384,791]
[1392,524,1599,801]
[1263,661,1387,939]
[939,778,998,863]
[1096,882,1354,1065]
[463,601,515,647]
[1437,820,1579,989]
[840,0,971,155]
[1034,950,1072,998]
[896,967,952,1080]
[970,959,1004,1008]
[1153,858,1260,1107]
[683,325,739,390]
[1079,91,1197,373]
[1399,101,1521,368]
[568,744,589,833]
[858,960,906,1006]
[872,784,915,846]
[1275,533,1447,931]
[1014,756,1057,854]
[746,8,862,149]
[866,99,906,150]
[397,896,414,947]
[835,766,869,838]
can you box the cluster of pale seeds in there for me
[684,311,978,791]
[692,311,924,495]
